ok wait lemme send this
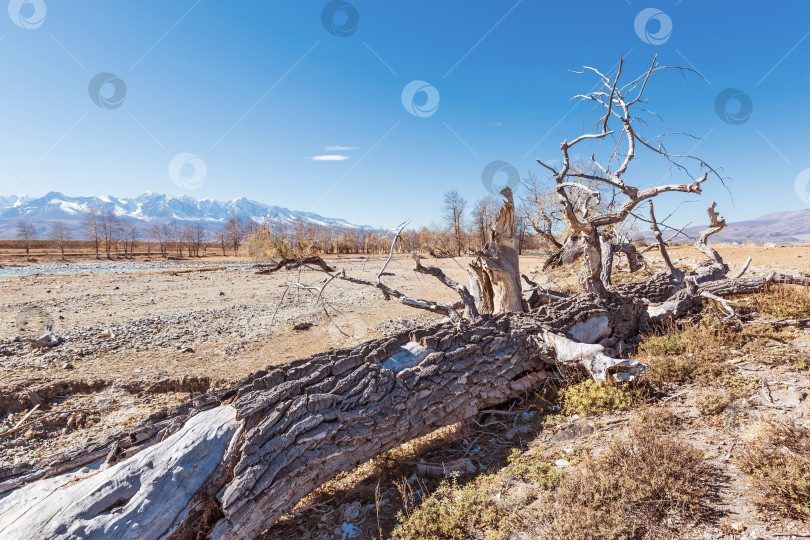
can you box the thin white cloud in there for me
[323,146,359,151]
[311,155,351,161]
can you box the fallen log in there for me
[0,313,642,539]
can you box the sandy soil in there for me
[1,244,810,537]
[1,245,808,409]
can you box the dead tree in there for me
[15,219,37,262]
[3,57,810,539]
[469,187,524,314]
[534,57,721,296]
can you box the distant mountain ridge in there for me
[662,209,810,245]
[0,192,370,237]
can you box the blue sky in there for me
[1,1,809,229]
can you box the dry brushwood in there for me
[2,57,809,539]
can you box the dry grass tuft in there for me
[637,317,802,386]
[750,285,810,319]
[392,423,712,540]
[739,417,810,518]
[695,391,734,417]
[501,447,564,489]
[390,474,506,540]
[542,424,711,539]
[630,404,679,432]
[638,320,736,385]
[558,378,634,416]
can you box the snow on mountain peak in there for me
[0,192,370,234]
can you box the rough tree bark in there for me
[0,312,641,539]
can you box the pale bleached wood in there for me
[0,405,237,540]
[469,187,524,313]
[543,330,644,382]
[695,201,726,265]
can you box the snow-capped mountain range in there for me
[0,192,370,237]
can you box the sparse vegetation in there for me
[638,318,803,386]
[501,447,564,489]
[542,425,711,539]
[390,474,506,540]
[750,285,810,319]
[639,320,737,385]
[695,391,734,417]
[391,424,711,540]
[559,378,634,416]
[630,404,679,432]
[740,417,810,518]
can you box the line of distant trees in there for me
[11,166,644,262]
[11,211,248,260]
[243,164,646,261]
[11,211,410,261]
[243,190,548,260]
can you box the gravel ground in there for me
[0,246,807,466]
[0,256,480,463]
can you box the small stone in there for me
[25,389,43,406]
[554,459,569,468]
[219,291,225,296]
[342,501,361,522]
[552,424,594,442]
[62,362,73,370]
[292,322,313,331]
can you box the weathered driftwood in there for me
[600,237,642,287]
[648,200,685,284]
[0,312,643,539]
[542,235,583,270]
[22,326,62,349]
